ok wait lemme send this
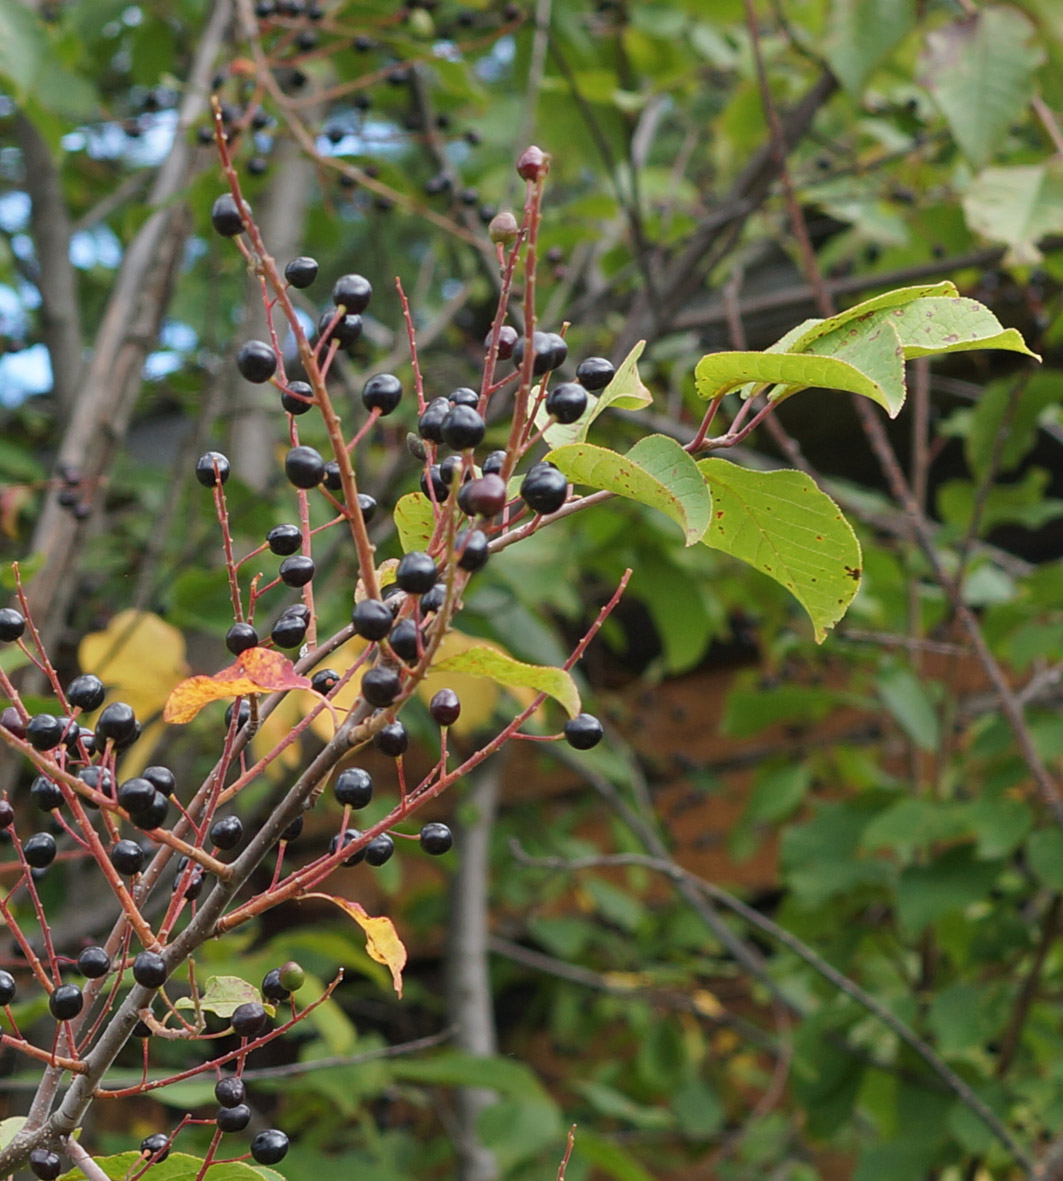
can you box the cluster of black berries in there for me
[52,461,91,520]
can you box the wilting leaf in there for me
[305,894,406,997]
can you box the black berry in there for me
[231,1001,270,1038]
[576,356,615,391]
[332,273,372,313]
[66,673,105,711]
[262,967,291,1002]
[29,1150,62,1181]
[323,460,343,492]
[520,463,567,515]
[251,1130,289,1166]
[418,396,450,442]
[429,688,461,726]
[421,464,449,502]
[267,523,302,555]
[133,950,168,989]
[49,983,84,1020]
[563,712,603,749]
[396,551,437,594]
[77,946,111,979]
[352,598,393,641]
[142,766,176,796]
[317,309,362,347]
[311,668,340,695]
[131,791,169,831]
[546,382,588,424]
[365,833,395,866]
[362,373,402,415]
[281,380,314,415]
[0,969,16,1004]
[0,800,12,829]
[215,1076,246,1107]
[462,474,507,517]
[493,325,519,360]
[210,193,246,236]
[362,666,401,707]
[513,330,557,375]
[26,714,63,751]
[334,768,373,808]
[441,404,486,450]
[449,386,480,407]
[24,832,57,868]
[456,528,489,572]
[236,340,277,384]
[358,493,378,523]
[285,445,325,489]
[96,701,137,744]
[271,614,307,648]
[388,618,420,664]
[279,555,315,587]
[118,777,156,814]
[420,583,446,613]
[0,608,26,642]
[110,839,145,876]
[374,721,408,757]
[285,256,318,288]
[481,450,507,476]
[216,1104,252,1132]
[195,451,230,487]
[419,822,453,855]
[210,815,243,851]
[225,623,258,655]
[329,828,366,866]
[140,1134,170,1162]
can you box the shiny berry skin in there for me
[492,325,519,360]
[111,839,145,875]
[311,668,340,695]
[216,1104,252,1132]
[131,791,169,831]
[0,707,24,740]
[133,1019,153,1038]
[225,623,258,655]
[419,822,453,855]
[280,819,303,851]
[516,144,547,181]
[352,599,392,641]
[449,386,480,407]
[429,688,461,726]
[49,983,84,1020]
[210,193,246,236]
[79,766,114,801]
[358,493,377,523]
[482,450,507,476]
[388,619,420,664]
[441,404,486,451]
[29,1149,62,1181]
[513,330,556,375]
[281,380,314,415]
[362,373,402,415]
[66,673,105,711]
[140,1134,170,1162]
[97,701,137,744]
[285,445,325,489]
[332,273,372,313]
[563,712,603,749]
[543,332,568,370]
[195,451,230,487]
[30,773,63,808]
[210,815,243,851]
[143,766,176,796]
[262,967,291,1002]
[251,1130,289,1166]
[396,551,437,594]
[329,828,366,866]
[421,464,448,502]
[133,951,168,989]
[462,474,507,517]
[520,463,568,515]
[0,969,15,1004]
[215,1076,246,1107]
[546,382,588,424]
[374,721,408,757]
[420,583,446,613]
[0,800,13,829]
[279,555,315,588]
[284,256,318,288]
[362,667,400,707]
[231,1001,270,1038]
[271,614,304,651]
[418,396,450,442]
[26,714,63,751]
[575,356,615,391]
[117,777,155,814]
[365,833,395,866]
[236,340,277,384]
[77,946,111,979]
[334,768,373,808]
[317,310,362,347]
[323,461,343,492]
[0,608,26,642]
[456,528,489,572]
[266,523,302,555]
[278,961,305,991]
[24,832,57,868]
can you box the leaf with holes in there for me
[698,460,862,642]
[547,435,712,544]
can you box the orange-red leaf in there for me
[163,649,311,724]
[305,893,406,997]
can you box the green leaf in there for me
[922,7,1043,169]
[878,297,1038,361]
[698,460,862,642]
[430,643,580,716]
[574,1080,675,1129]
[1026,829,1063,890]
[786,283,958,354]
[173,975,272,1021]
[962,162,1063,264]
[60,1153,280,1181]
[963,372,1063,477]
[393,492,436,553]
[0,0,44,96]
[825,0,917,96]
[574,1129,658,1181]
[541,341,652,447]
[0,1117,25,1152]
[895,845,1001,937]
[804,317,906,413]
[877,666,940,752]
[547,435,712,545]
[694,349,897,417]
[392,1051,553,1099]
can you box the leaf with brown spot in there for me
[163,648,311,724]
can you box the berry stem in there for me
[395,277,427,413]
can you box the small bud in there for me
[516,145,547,182]
[488,211,519,245]
[406,432,428,461]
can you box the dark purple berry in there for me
[281,380,314,415]
[456,528,489,572]
[29,1150,62,1181]
[516,144,547,181]
[285,256,318,288]
[195,451,230,487]
[210,815,243,851]
[236,340,277,384]
[545,382,588,424]
[0,608,26,642]
[318,310,362,347]
[575,356,615,391]
[362,666,401,707]
[226,623,258,654]
[419,822,453,855]
[462,474,507,517]
[24,832,57,868]
[311,668,340,695]
[420,583,446,613]
[26,714,63,751]
[334,768,373,808]
[49,983,84,1020]
[352,599,393,641]
[266,523,302,555]
[0,969,15,1004]
[216,1104,252,1132]
[418,396,450,442]
[78,945,111,979]
[374,721,408,757]
[133,951,168,989]
[563,712,603,749]
[513,330,556,375]
[131,791,169,831]
[481,450,506,476]
[365,833,395,866]
[210,193,246,236]
[96,701,137,744]
[441,404,485,451]
[251,1130,289,1166]
[271,614,307,649]
[279,555,315,587]
[358,493,378,523]
[332,273,372,313]
[421,464,449,502]
[118,777,156,814]
[110,839,145,875]
[449,386,479,407]
[142,766,176,796]
[362,373,402,415]
[520,463,568,515]
[140,1134,170,1162]
[215,1076,246,1107]
[262,967,291,1002]
[323,460,343,491]
[429,688,461,726]
[285,445,325,488]
[0,801,13,829]
[66,673,105,711]
[388,618,420,664]
[329,828,366,866]
[231,1001,270,1038]
[396,551,437,594]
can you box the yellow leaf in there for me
[163,649,311,724]
[305,893,406,997]
[78,610,189,722]
[416,631,539,735]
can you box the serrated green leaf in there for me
[547,435,712,545]
[430,643,580,717]
[922,7,1043,169]
[60,1152,279,1181]
[694,350,895,415]
[787,283,959,354]
[877,297,1038,360]
[541,341,652,447]
[393,492,436,553]
[0,0,44,95]
[962,161,1063,264]
[825,0,916,96]
[804,317,906,413]
[698,460,861,642]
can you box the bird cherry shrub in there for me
[0,112,1038,1181]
